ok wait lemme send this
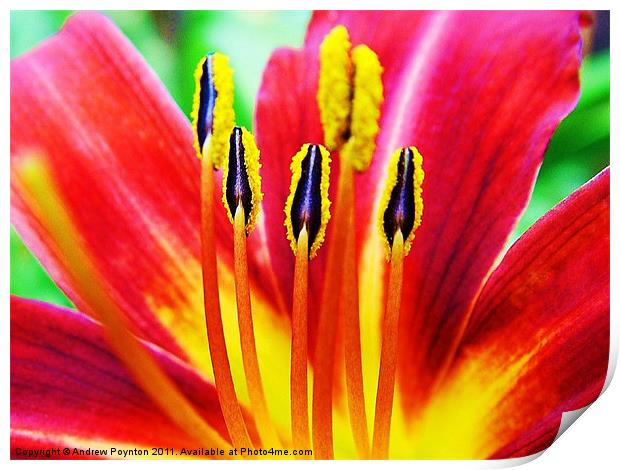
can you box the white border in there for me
[3,2,617,468]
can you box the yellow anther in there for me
[284,144,332,259]
[317,26,384,172]
[378,147,424,260]
[191,52,235,168]
[318,25,353,150]
[341,45,384,171]
[221,126,263,235]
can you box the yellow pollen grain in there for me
[318,25,353,151]
[341,45,384,171]
[377,147,425,260]
[221,127,263,235]
[190,52,235,168]
[284,144,332,259]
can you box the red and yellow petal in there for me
[10,296,232,457]
[381,9,587,413]
[316,11,588,411]
[9,12,292,397]
[406,169,608,459]
[256,10,590,421]
[10,11,209,366]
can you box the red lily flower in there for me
[10,11,609,460]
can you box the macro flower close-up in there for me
[10,10,610,460]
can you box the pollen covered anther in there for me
[341,45,384,171]
[284,144,332,258]
[222,126,263,235]
[318,25,352,151]
[191,52,235,168]
[378,147,424,259]
[318,25,384,171]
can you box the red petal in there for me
[254,47,358,367]
[10,296,231,455]
[10,12,281,373]
[254,47,325,327]
[446,168,609,458]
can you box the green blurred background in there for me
[10,11,610,308]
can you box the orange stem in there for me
[233,204,279,448]
[342,188,370,458]
[371,229,405,459]
[312,159,353,459]
[200,153,253,449]
[291,226,310,452]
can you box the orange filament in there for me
[15,156,229,452]
[372,229,405,459]
[291,225,310,452]
[233,203,279,448]
[312,158,354,459]
[341,175,370,458]
[200,151,253,449]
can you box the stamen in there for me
[233,203,279,448]
[191,52,235,168]
[316,26,383,458]
[220,127,275,446]
[315,27,384,458]
[285,143,332,456]
[290,225,310,451]
[378,147,425,260]
[200,146,253,449]
[284,144,332,259]
[192,53,253,449]
[372,146,424,458]
[222,126,263,234]
[336,47,383,456]
[14,156,230,452]
[318,25,352,150]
